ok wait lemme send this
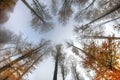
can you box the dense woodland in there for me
[0,0,120,80]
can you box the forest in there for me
[0,0,120,80]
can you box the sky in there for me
[3,0,119,80]
[4,0,76,45]
[4,0,80,80]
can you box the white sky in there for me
[4,0,79,80]
[3,0,119,80]
[5,0,76,45]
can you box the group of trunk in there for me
[0,40,50,80]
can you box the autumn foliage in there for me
[83,36,120,80]
[0,0,17,24]
[0,68,22,80]
[0,0,17,12]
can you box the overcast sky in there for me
[3,0,119,80]
[4,0,80,80]
[4,0,77,45]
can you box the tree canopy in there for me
[0,0,120,80]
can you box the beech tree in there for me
[59,53,68,80]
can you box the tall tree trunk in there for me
[71,64,77,80]
[74,68,80,80]
[99,16,120,26]
[21,0,45,24]
[17,51,47,80]
[53,45,61,80]
[53,53,59,80]
[81,35,120,39]
[0,46,42,73]
[0,53,19,63]
[67,43,96,59]
[75,0,96,19]
[61,64,65,80]
[82,3,120,31]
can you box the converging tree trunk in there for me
[53,45,61,80]
[81,35,120,39]
[82,3,120,31]
[22,0,45,24]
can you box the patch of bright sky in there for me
[4,0,118,80]
[4,0,80,80]
[4,0,77,45]
[27,57,55,80]
[4,0,42,44]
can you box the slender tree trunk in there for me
[34,0,47,16]
[99,16,120,26]
[0,53,19,63]
[17,51,46,80]
[0,46,42,73]
[53,53,59,80]
[61,64,65,80]
[71,64,77,80]
[33,0,42,15]
[69,43,96,59]
[53,45,62,80]
[75,69,80,80]
[81,35,120,39]
[76,0,96,18]
[21,0,45,24]
[82,3,120,30]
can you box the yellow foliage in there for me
[83,36,120,79]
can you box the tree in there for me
[52,44,69,80]
[9,0,120,79]
[0,27,13,45]
[59,62,66,80]
[22,0,53,33]
[66,55,84,80]
[59,53,68,80]
[80,35,120,40]
[0,0,17,24]
[0,0,19,48]
[0,39,51,80]
[71,62,84,80]
[52,44,62,80]
[75,0,120,32]
[21,0,120,33]
[82,36,120,79]
[21,0,120,39]
[66,36,120,80]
